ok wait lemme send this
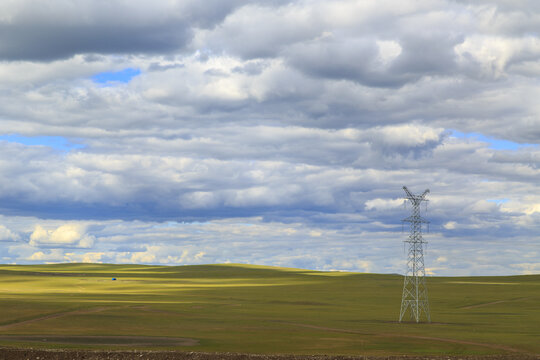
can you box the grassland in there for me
[0,263,538,357]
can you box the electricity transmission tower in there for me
[399,186,431,323]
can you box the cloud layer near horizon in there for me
[0,0,539,275]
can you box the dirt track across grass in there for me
[0,335,198,347]
[277,322,529,355]
[0,307,112,331]
[0,348,538,360]
[459,298,530,310]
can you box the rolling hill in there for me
[0,263,538,357]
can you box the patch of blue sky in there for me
[487,198,509,205]
[451,130,536,150]
[152,221,181,229]
[92,68,141,85]
[151,221,210,229]
[0,134,84,151]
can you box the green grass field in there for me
[0,263,538,356]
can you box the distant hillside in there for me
[0,263,538,357]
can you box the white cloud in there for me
[0,225,19,241]
[29,224,95,248]
[365,198,404,211]
[66,252,106,263]
[443,221,457,230]
[376,40,403,65]
[510,262,540,275]
[436,256,447,263]
[455,35,540,78]
[0,0,538,276]
[27,249,65,262]
[369,125,443,148]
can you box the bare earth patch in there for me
[0,348,538,360]
[0,335,198,347]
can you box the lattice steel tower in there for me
[399,186,431,323]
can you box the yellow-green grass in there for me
[0,263,538,356]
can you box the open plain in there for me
[0,263,538,359]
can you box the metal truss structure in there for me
[399,186,431,323]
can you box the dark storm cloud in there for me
[148,63,185,72]
[286,32,463,88]
[0,22,192,61]
[285,38,409,88]
[0,0,294,61]
[389,33,462,76]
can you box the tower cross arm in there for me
[402,186,414,199]
[420,189,430,200]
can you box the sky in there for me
[0,0,539,276]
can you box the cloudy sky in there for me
[0,0,539,275]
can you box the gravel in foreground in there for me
[0,348,538,360]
